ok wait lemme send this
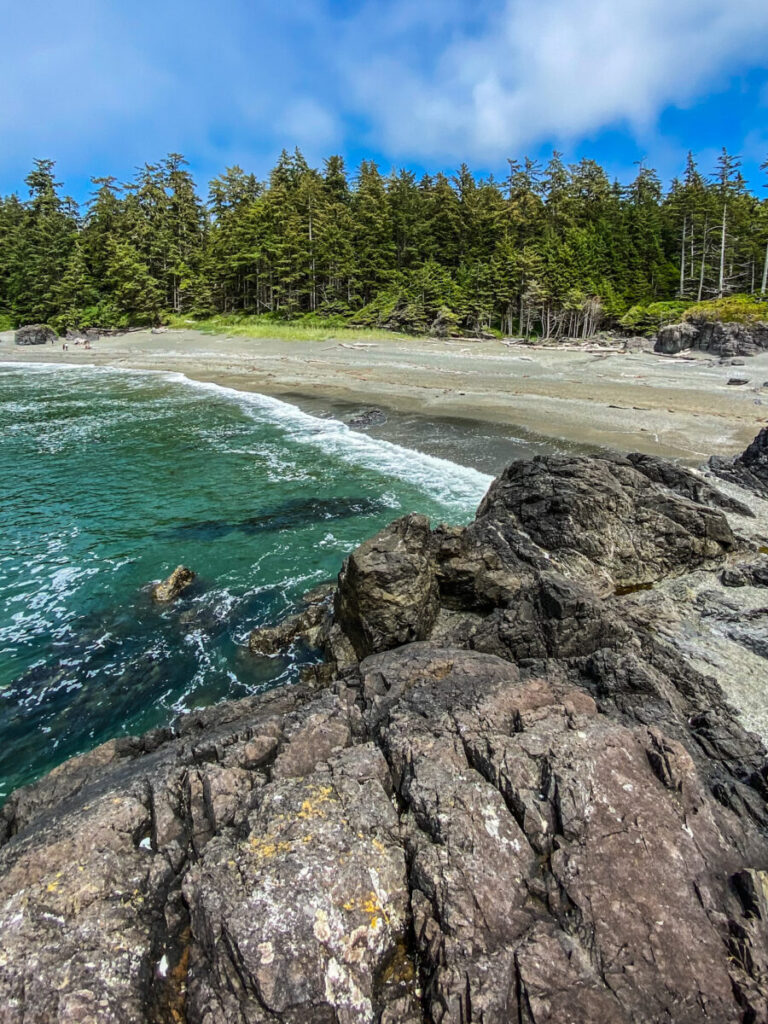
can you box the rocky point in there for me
[3,433,768,1022]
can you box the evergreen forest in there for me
[1,149,767,339]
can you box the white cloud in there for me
[280,98,340,151]
[338,0,768,160]
[1,0,767,191]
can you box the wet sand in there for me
[3,328,767,465]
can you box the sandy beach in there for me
[2,327,767,465]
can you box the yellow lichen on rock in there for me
[248,836,293,859]
[297,784,336,821]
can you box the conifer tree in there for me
[3,148,768,336]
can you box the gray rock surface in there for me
[3,440,768,1022]
[710,426,768,498]
[655,320,768,357]
[473,454,736,590]
[654,321,700,354]
[333,514,439,660]
[14,323,56,346]
[622,335,656,352]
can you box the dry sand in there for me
[3,328,767,464]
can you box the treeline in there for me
[1,149,767,338]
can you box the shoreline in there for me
[3,327,768,464]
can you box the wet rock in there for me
[728,376,751,386]
[249,584,333,655]
[15,323,56,345]
[151,565,196,602]
[345,407,387,429]
[710,426,768,498]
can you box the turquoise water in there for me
[0,363,492,801]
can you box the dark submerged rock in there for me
[15,323,56,345]
[5,436,768,1022]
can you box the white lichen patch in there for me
[258,940,275,965]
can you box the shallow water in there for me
[0,364,500,800]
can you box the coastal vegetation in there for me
[164,313,412,342]
[1,150,767,339]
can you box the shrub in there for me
[682,294,768,325]
[619,301,690,334]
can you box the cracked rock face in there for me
[655,320,768,357]
[3,443,768,1022]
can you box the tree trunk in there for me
[761,240,768,296]
[308,196,316,312]
[679,216,686,297]
[698,217,708,303]
[518,287,524,337]
[718,203,727,298]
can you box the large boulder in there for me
[474,455,735,590]
[333,514,439,658]
[14,323,56,346]
[654,321,699,354]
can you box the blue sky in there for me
[2,0,768,202]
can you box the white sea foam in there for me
[5,360,493,512]
[156,371,493,513]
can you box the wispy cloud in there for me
[1,0,767,192]
[338,0,768,160]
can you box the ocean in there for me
[0,363,500,801]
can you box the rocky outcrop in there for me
[152,565,197,602]
[655,319,768,357]
[622,334,656,352]
[710,425,768,498]
[473,454,736,590]
[654,321,699,354]
[14,323,56,346]
[333,514,439,660]
[250,583,334,654]
[3,442,768,1022]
